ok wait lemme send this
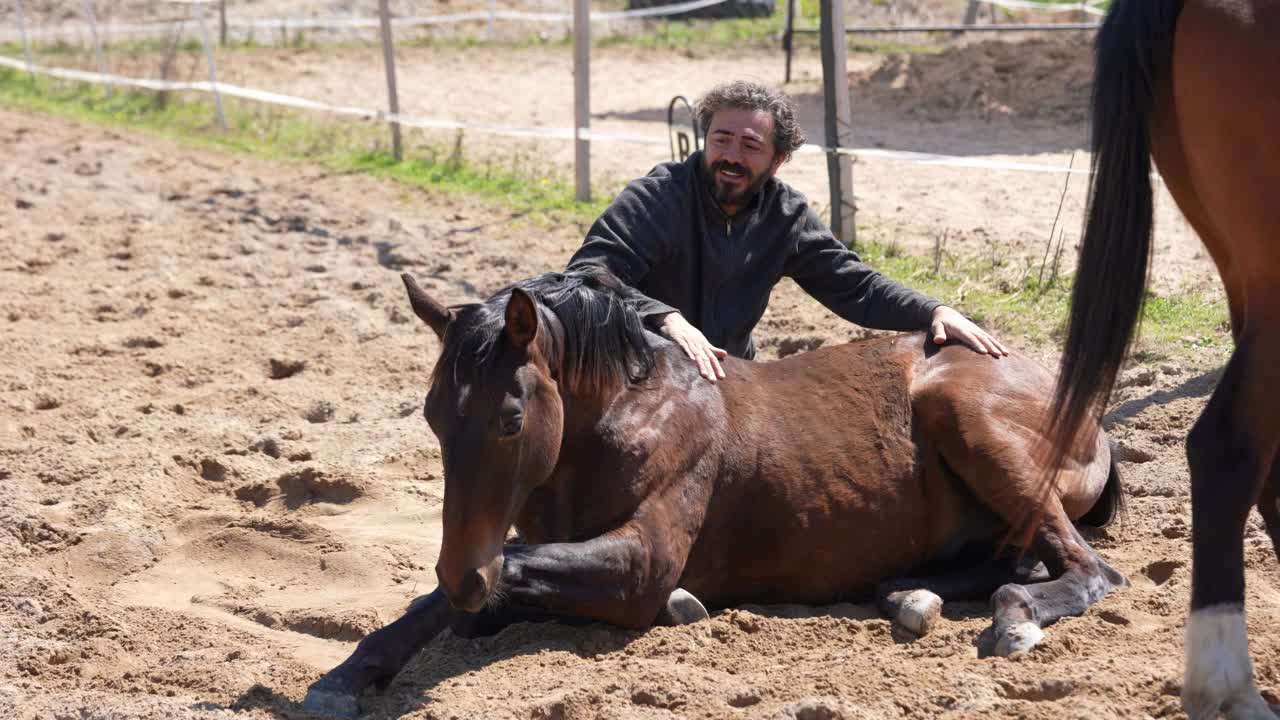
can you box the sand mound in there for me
[852,37,1093,124]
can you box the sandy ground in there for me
[1,32,1274,720]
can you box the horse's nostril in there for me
[462,568,483,594]
[439,566,490,611]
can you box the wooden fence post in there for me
[819,0,856,246]
[82,0,112,97]
[16,0,34,77]
[219,0,228,46]
[377,0,403,162]
[573,0,590,202]
[191,3,228,131]
[782,0,795,83]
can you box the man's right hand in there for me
[658,313,727,382]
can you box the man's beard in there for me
[706,158,770,209]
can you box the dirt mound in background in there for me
[851,37,1093,124]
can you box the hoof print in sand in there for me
[234,467,364,510]
[268,358,306,379]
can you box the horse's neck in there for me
[517,359,673,543]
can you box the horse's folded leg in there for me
[302,588,455,718]
[979,518,1126,659]
[655,588,709,626]
[875,557,1047,639]
[878,588,943,637]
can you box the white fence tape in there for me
[0,0,733,42]
[977,0,1107,17]
[0,54,1090,175]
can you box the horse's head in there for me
[400,266,653,612]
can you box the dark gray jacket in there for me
[567,151,940,359]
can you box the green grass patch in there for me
[0,66,608,223]
[597,12,788,50]
[855,235,1230,359]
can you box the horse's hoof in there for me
[1182,606,1276,720]
[659,588,709,626]
[894,590,943,637]
[1183,685,1276,720]
[1183,690,1276,720]
[301,687,360,719]
[993,622,1044,656]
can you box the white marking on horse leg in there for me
[994,622,1044,657]
[1182,605,1273,720]
[894,590,943,636]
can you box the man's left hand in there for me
[930,306,1008,357]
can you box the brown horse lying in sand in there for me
[303,265,1125,717]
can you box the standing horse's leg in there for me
[1255,460,1280,562]
[877,555,1048,636]
[979,501,1127,657]
[1179,335,1278,720]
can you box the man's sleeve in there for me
[783,207,940,331]
[566,175,680,323]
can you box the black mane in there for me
[439,264,657,391]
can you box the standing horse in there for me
[302,265,1125,717]
[1044,2,1280,719]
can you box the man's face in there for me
[703,107,785,216]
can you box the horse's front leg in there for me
[302,587,456,718]
[496,530,707,630]
[301,522,701,718]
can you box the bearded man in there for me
[567,80,1006,381]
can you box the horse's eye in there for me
[498,396,523,437]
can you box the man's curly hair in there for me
[695,80,806,162]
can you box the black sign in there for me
[667,95,701,163]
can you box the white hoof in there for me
[994,622,1044,656]
[1182,606,1274,720]
[663,588,708,625]
[895,590,943,636]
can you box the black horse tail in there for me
[1078,440,1127,529]
[1044,0,1183,482]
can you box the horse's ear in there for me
[401,273,451,339]
[505,288,538,348]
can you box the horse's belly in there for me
[679,461,985,607]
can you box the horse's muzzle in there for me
[437,565,492,613]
